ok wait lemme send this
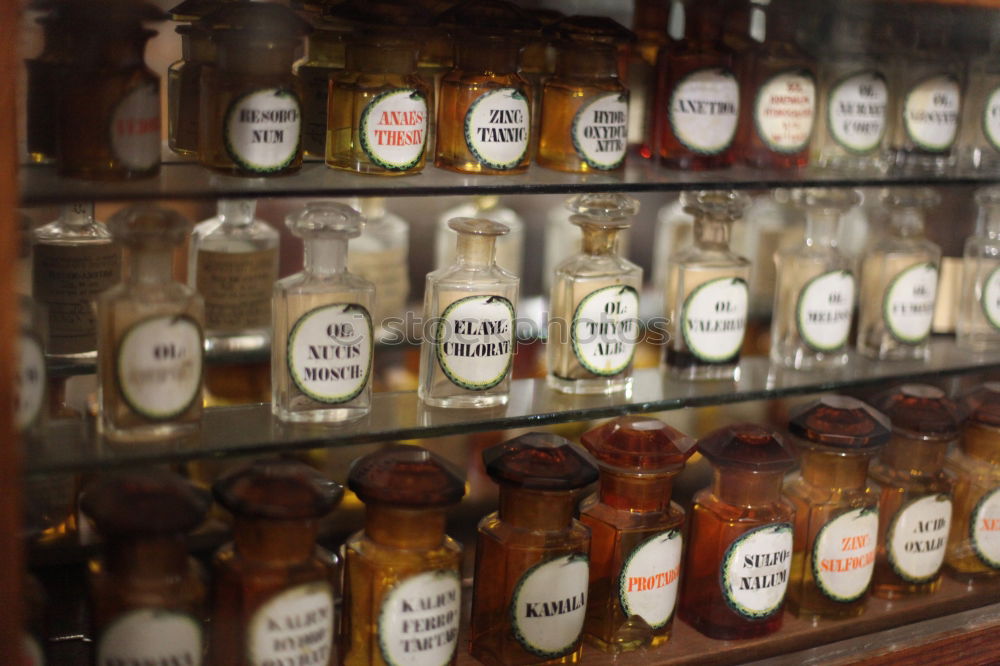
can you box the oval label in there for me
[287,303,373,404]
[971,486,1000,570]
[618,530,683,630]
[888,494,952,583]
[982,86,1000,153]
[812,507,879,603]
[903,75,960,152]
[571,285,640,377]
[571,93,628,170]
[980,265,1000,331]
[721,523,793,620]
[116,315,203,420]
[248,582,334,666]
[680,276,748,362]
[360,88,428,170]
[224,88,301,173]
[827,70,888,154]
[795,270,855,352]
[98,609,203,666]
[378,570,461,666]
[883,263,938,344]
[16,332,45,432]
[668,67,740,155]
[110,83,160,171]
[753,70,816,153]
[465,88,530,170]
[511,554,589,659]
[435,294,514,391]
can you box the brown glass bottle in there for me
[579,416,695,652]
[784,396,890,619]
[341,445,466,666]
[81,470,211,666]
[470,432,599,665]
[26,12,75,164]
[294,18,349,157]
[168,22,215,156]
[869,385,959,598]
[210,458,344,666]
[680,423,796,640]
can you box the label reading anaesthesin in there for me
[360,88,428,171]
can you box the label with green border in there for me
[617,530,682,630]
[571,93,628,169]
[378,570,461,666]
[680,276,748,362]
[668,67,739,156]
[571,284,639,377]
[827,70,888,154]
[510,553,589,659]
[720,523,793,620]
[982,86,1000,153]
[224,88,301,173]
[248,582,334,666]
[464,88,529,170]
[287,303,372,404]
[795,269,855,352]
[903,75,960,152]
[753,69,815,154]
[435,294,514,391]
[883,262,938,344]
[980,264,1000,331]
[970,486,1000,570]
[887,494,952,583]
[811,506,878,603]
[98,608,203,666]
[360,88,428,170]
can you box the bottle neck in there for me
[218,38,298,73]
[456,40,520,74]
[694,216,732,249]
[455,234,497,267]
[498,487,576,530]
[190,31,215,63]
[127,246,175,285]
[800,448,872,489]
[879,433,950,476]
[304,237,348,277]
[365,505,446,549]
[233,517,318,564]
[554,44,618,78]
[677,1,723,43]
[580,226,621,255]
[712,468,784,506]
[348,43,417,74]
[61,203,94,229]
[889,209,927,238]
[754,6,797,44]
[978,203,1000,240]
[105,535,189,577]
[217,201,255,228]
[804,210,841,247]
[598,471,675,512]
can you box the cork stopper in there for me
[286,201,365,240]
[788,395,891,451]
[107,205,190,248]
[580,415,695,474]
[216,199,256,226]
[214,458,344,520]
[81,469,211,537]
[681,190,751,222]
[878,384,961,441]
[484,432,598,491]
[697,423,795,472]
[349,444,466,508]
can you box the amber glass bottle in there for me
[26,12,75,164]
[210,459,344,666]
[579,416,695,652]
[680,423,796,639]
[293,17,349,157]
[168,22,215,156]
[470,433,599,665]
[341,445,466,666]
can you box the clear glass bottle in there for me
[168,20,215,156]
[958,22,1000,172]
[273,202,374,423]
[663,190,752,381]
[293,18,348,157]
[958,186,1000,351]
[341,445,465,666]
[579,416,695,652]
[545,196,631,295]
[419,218,519,409]
[97,205,204,443]
[857,189,941,360]
[189,199,279,354]
[770,188,859,370]
[784,396,890,619]
[547,194,642,395]
[470,433,598,665]
[435,196,525,277]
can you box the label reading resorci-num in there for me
[117,315,203,420]
[378,570,461,666]
[465,88,530,170]
[754,70,816,153]
[225,88,301,173]
[288,303,372,404]
[971,486,1000,570]
[828,71,888,154]
[435,294,514,391]
[361,88,428,170]
[16,333,45,433]
[669,68,740,155]
[796,270,855,352]
[812,507,879,603]
[884,263,938,344]
[904,75,960,152]
[571,285,639,377]
[572,93,628,170]
[248,583,334,666]
[888,494,952,583]
[722,524,793,620]
[97,609,203,666]
[618,531,683,630]
[196,248,278,331]
[680,277,749,362]
[980,265,1000,331]
[983,86,1000,152]
[512,554,589,659]
[111,83,160,172]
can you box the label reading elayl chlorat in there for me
[982,86,1000,153]
[680,277,749,362]
[111,83,160,172]
[754,70,816,153]
[827,70,888,154]
[288,303,372,404]
[248,583,334,666]
[465,88,529,170]
[224,88,301,173]
[435,295,514,391]
[812,507,879,603]
[378,570,461,666]
[971,486,1000,569]
[888,494,952,583]
[572,93,628,169]
[97,609,203,666]
[571,285,639,377]
[361,88,428,170]
[980,265,1000,331]
[512,554,589,659]
[116,315,203,420]
[618,530,683,630]
[16,333,45,432]
[904,75,961,152]
[883,263,938,344]
[668,68,740,155]
[721,523,793,620]
[796,270,855,352]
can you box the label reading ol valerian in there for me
[904,75,960,152]
[248,583,334,666]
[971,486,1000,570]
[680,277,749,363]
[796,270,855,352]
[754,70,816,153]
[812,507,879,603]
[980,265,1000,331]
[618,530,683,630]
[361,88,428,171]
[571,285,639,377]
[378,570,461,666]
[465,88,529,170]
[668,68,740,156]
[721,523,793,620]
[828,70,888,154]
[435,294,514,391]
[288,303,373,404]
[111,83,160,172]
[883,263,938,344]
[572,93,628,170]
[512,554,589,659]
[97,609,203,666]
[888,494,952,583]
[224,88,301,173]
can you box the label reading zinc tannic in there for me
[111,83,160,172]
[287,303,372,404]
[971,486,1000,569]
[571,285,639,377]
[361,88,428,170]
[680,277,749,362]
[828,71,888,154]
[378,570,461,666]
[796,270,855,352]
[668,68,740,155]
[721,524,793,620]
[618,531,683,630]
[983,86,1000,152]
[883,263,938,344]
[754,70,816,153]
[435,295,514,391]
[512,554,589,659]
[904,75,961,152]
[465,88,529,170]
[572,93,628,170]
[224,88,301,173]
[97,609,203,666]
[248,583,334,666]
[980,265,1000,331]
[812,508,879,603]
[888,494,952,583]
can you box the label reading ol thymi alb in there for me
[224,88,301,173]
[378,570,461,666]
[721,524,793,620]
[247,583,334,666]
[812,507,879,603]
[618,530,683,630]
[288,303,373,404]
[572,93,629,170]
[571,285,640,377]
[512,554,589,659]
[888,494,952,583]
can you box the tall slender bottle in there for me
[958,186,1000,350]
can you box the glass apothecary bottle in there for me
[210,459,343,666]
[548,194,642,395]
[679,423,796,639]
[167,20,215,156]
[435,196,525,277]
[857,189,941,360]
[419,218,518,409]
[519,8,562,161]
[958,186,1000,351]
[97,205,204,443]
[26,11,75,164]
[663,190,751,381]
[958,21,1000,172]
[341,445,465,666]
[470,433,598,665]
[545,195,631,295]
[579,416,695,652]
[273,202,374,423]
[294,17,348,157]
[784,396,890,619]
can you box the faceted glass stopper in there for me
[788,395,891,451]
[214,458,344,520]
[878,384,961,440]
[80,469,211,537]
[580,415,695,473]
[447,217,509,237]
[960,382,1000,428]
[286,201,364,240]
[791,188,861,213]
[882,187,940,210]
[697,423,795,472]
[349,444,466,508]
[107,205,191,248]
[483,432,599,491]
[566,193,638,231]
[681,189,751,222]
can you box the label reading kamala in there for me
[796,270,855,352]
[618,530,683,630]
[248,582,334,666]
[435,295,514,391]
[680,277,749,363]
[971,486,1000,569]
[110,83,160,171]
[571,285,639,377]
[812,507,879,603]
[888,494,952,583]
[884,263,938,344]
[378,570,461,666]
[754,70,815,153]
[983,86,1000,152]
[361,88,427,170]
[572,93,628,170]
[225,88,301,173]
[288,303,372,404]
[721,524,793,620]
[465,88,529,170]
[116,315,203,421]
[980,265,1000,331]
[97,609,203,666]
[15,333,44,432]
[512,554,589,659]
[904,75,960,152]
[828,71,888,154]
[669,68,740,155]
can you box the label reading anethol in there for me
[668,68,740,155]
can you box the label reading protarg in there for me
[754,70,816,153]
[982,86,1000,153]
[571,285,639,377]
[721,524,793,620]
[97,609,203,666]
[248,583,334,666]
[971,486,1000,569]
[225,88,301,173]
[287,303,372,404]
[904,75,960,152]
[572,93,628,170]
[110,83,160,172]
[827,71,888,154]
[668,68,740,155]
[680,277,749,362]
[435,295,514,391]
[618,530,683,630]
[796,270,855,352]
[465,88,529,170]
[812,507,879,603]
[980,265,1000,331]
[361,88,428,170]
[888,494,952,583]
[378,570,461,666]
[883,263,938,344]
[196,248,278,331]
[16,333,44,433]
[512,554,589,659]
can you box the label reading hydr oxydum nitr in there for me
[812,507,879,603]
[904,75,960,152]
[888,494,952,583]
[571,285,639,377]
[224,88,301,173]
[465,88,529,170]
[512,554,589,659]
[572,93,628,169]
[796,270,855,352]
[288,303,372,404]
[669,68,740,155]
[116,315,203,420]
[361,88,428,170]
[111,83,160,172]
[435,295,514,391]
[680,277,748,362]
[971,486,1000,570]
[98,609,203,666]
[828,71,888,154]
[378,570,461,666]
[754,70,815,153]
[248,583,334,666]
[618,531,683,630]
[883,263,938,344]
[980,265,1000,331]
[721,524,793,620]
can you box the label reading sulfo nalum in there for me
[827,70,889,154]
[883,263,938,344]
[983,86,1000,153]
[435,294,514,391]
[904,75,961,152]
[572,93,628,170]
[754,70,816,153]
[971,486,1000,570]
[465,88,530,170]
[512,554,589,659]
[224,88,301,173]
[668,68,740,155]
[796,270,855,352]
[571,285,639,377]
[15,333,45,432]
[110,83,160,172]
[248,582,334,666]
[288,303,372,404]
[812,507,879,603]
[97,609,203,666]
[980,265,1000,331]
[361,88,428,170]
[888,494,952,583]
[680,277,749,362]
[618,530,683,630]
[721,524,793,620]
[378,570,461,666]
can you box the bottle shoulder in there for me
[33,221,114,243]
[429,264,520,289]
[554,253,642,281]
[276,270,375,296]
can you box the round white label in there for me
[721,523,793,620]
[753,70,816,153]
[680,277,749,362]
[224,88,301,173]
[23,633,44,666]
[812,507,879,603]
[888,494,952,583]
[571,285,640,377]
[110,83,160,172]
[435,295,514,391]
[668,68,740,155]
[360,88,428,170]
[903,75,960,152]
[795,270,855,352]
[971,486,1000,569]
[248,583,334,666]
[618,530,683,630]
[980,265,1000,331]
[883,263,938,344]
[116,315,203,420]
[16,333,45,432]
[287,303,373,404]
[572,93,629,170]
[464,88,530,170]
[827,70,888,154]
[982,86,1000,153]
[97,609,203,666]
[378,570,461,666]
[511,554,589,659]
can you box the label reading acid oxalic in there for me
[572,93,628,169]
[224,88,301,173]
[111,83,160,171]
[378,570,461,666]
[796,270,855,352]
[116,315,203,420]
[668,68,740,155]
[904,75,961,152]
[827,70,888,154]
[571,285,640,377]
[680,277,749,362]
[435,295,514,391]
[883,263,938,344]
[618,530,683,630]
[464,88,530,170]
[511,554,589,659]
[980,265,1000,330]
[888,494,952,583]
[971,486,1000,569]
[98,609,203,666]
[288,303,372,404]
[360,88,428,170]
[812,507,879,603]
[721,523,793,620]
[247,583,334,666]
[753,70,816,153]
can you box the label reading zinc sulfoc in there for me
[721,524,793,620]
[465,88,530,170]
[435,295,514,391]
[796,270,855,352]
[668,68,740,155]
[888,494,952,583]
[287,303,373,404]
[378,570,461,666]
[512,554,589,659]
[618,531,683,630]
[361,88,428,170]
[680,277,749,363]
[572,93,629,170]
[883,263,938,344]
[247,583,334,666]
[812,507,879,603]
[827,71,888,154]
[571,285,640,377]
[224,88,301,173]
